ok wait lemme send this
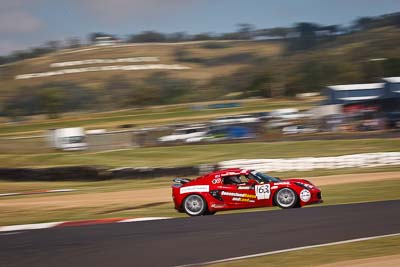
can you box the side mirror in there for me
[248,179,257,185]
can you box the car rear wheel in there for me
[275,188,298,209]
[183,195,207,216]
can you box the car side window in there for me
[223,175,249,185]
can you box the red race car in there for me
[172,168,322,216]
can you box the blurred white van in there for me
[48,127,87,151]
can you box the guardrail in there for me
[0,166,201,181]
[218,152,400,172]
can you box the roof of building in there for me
[337,96,381,101]
[327,83,384,91]
[382,77,400,83]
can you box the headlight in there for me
[294,182,314,189]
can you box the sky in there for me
[1,0,400,55]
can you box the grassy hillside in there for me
[0,26,399,126]
[0,40,283,97]
[1,27,399,97]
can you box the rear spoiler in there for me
[173,178,191,184]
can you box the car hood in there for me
[284,178,312,184]
[281,178,317,189]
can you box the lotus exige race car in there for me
[172,168,322,216]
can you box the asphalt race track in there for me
[1,200,400,267]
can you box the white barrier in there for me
[219,152,400,172]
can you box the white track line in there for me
[119,217,170,223]
[173,233,400,267]
[0,217,172,232]
[0,222,63,232]
[0,231,23,236]
[0,189,78,197]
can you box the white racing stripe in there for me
[172,232,400,267]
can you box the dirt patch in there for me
[317,254,400,267]
[0,171,399,211]
[98,201,169,214]
[309,171,400,186]
[0,187,172,210]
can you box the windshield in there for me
[63,136,85,144]
[249,171,281,183]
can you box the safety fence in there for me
[0,166,199,181]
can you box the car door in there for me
[219,175,264,209]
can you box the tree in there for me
[0,56,8,65]
[128,31,166,42]
[38,87,66,119]
[65,37,81,48]
[236,23,255,39]
[266,27,291,38]
[167,32,189,42]
[362,60,385,82]
[289,22,320,50]
[383,58,400,77]
[103,75,134,108]
[191,33,213,41]
[247,73,274,97]
[352,17,375,31]
[45,40,61,51]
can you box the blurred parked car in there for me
[386,112,400,129]
[210,114,260,124]
[186,126,255,143]
[282,125,318,135]
[158,125,208,142]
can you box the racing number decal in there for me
[255,184,270,199]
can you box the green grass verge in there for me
[207,235,400,267]
[1,138,399,168]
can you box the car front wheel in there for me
[275,188,298,209]
[183,195,207,216]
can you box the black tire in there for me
[183,195,207,216]
[274,188,299,209]
[204,211,216,216]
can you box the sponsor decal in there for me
[300,189,311,202]
[274,182,290,185]
[232,197,255,203]
[271,186,278,190]
[212,178,222,184]
[255,184,271,199]
[180,185,209,194]
[221,191,257,199]
[221,171,240,177]
[211,204,225,208]
[238,186,251,190]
